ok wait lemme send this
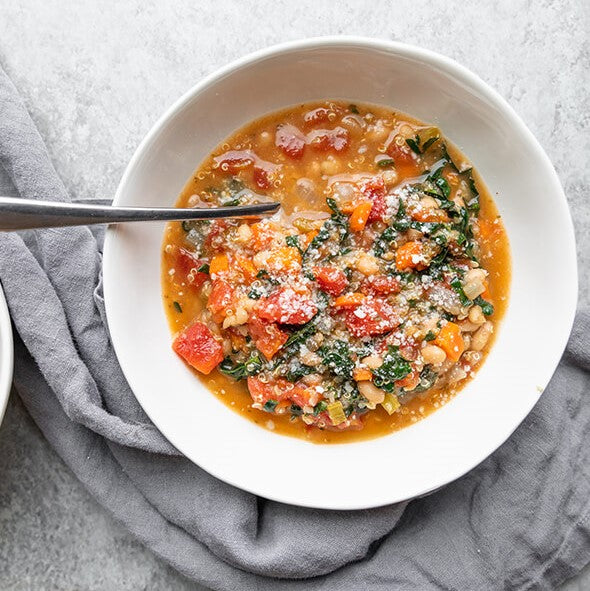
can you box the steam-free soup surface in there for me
[162,101,510,444]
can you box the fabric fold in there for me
[1,62,589,590]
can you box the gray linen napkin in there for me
[1,64,589,590]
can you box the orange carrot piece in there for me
[237,255,257,282]
[350,202,373,232]
[433,322,465,362]
[353,367,373,382]
[411,207,449,223]
[333,292,366,309]
[480,278,492,301]
[266,247,302,272]
[300,230,319,250]
[209,253,229,275]
[395,241,426,271]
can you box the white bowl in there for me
[103,37,577,509]
[0,283,13,427]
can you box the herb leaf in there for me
[263,400,278,412]
[284,321,317,349]
[372,346,412,393]
[406,135,421,154]
[475,295,494,316]
[318,340,354,379]
[285,362,314,382]
[286,235,304,254]
[219,351,263,381]
[377,158,395,168]
[450,276,471,306]
[373,226,397,257]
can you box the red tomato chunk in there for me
[172,322,224,374]
[361,274,401,295]
[307,127,349,152]
[169,246,209,289]
[247,376,317,408]
[313,266,349,296]
[207,279,234,318]
[257,288,317,325]
[344,298,400,338]
[275,124,306,159]
[248,312,289,360]
[360,177,387,223]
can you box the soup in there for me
[161,101,510,443]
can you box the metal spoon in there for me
[0,196,281,231]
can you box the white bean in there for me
[320,158,340,176]
[301,351,322,366]
[464,268,487,284]
[381,169,399,186]
[358,381,385,405]
[355,253,380,275]
[470,321,493,351]
[448,366,467,383]
[463,280,485,300]
[236,224,252,243]
[468,305,486,325]
[362,355,383,369]
[421,345,447,365]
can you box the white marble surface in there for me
[0,1,588,589]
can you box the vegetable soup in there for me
[161,101,510,443]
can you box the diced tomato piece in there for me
[288,384,318,408]
[172,321,223,374]
[399,342,419,362]
[361,274,401,295]
[386,139,416,166]
[386,141,421,177]
[247,376,317,408]
[168,246,208,289]
[246,375,277,404]
[203,220,229,253]
[312,266,349,297]
[303,107,330,126]
[213,150,254,173]
[396,368,420,390]
[307,127,349,152]
[344,298,400,338]
[257,287,317,325]
[248,312,289,360]
[275,124,306,159]
[253,166,272,190]
[207,279,234,318]
[360,177,387,222]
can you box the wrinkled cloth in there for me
[1,64,589,591]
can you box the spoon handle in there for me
[0,196,280,230]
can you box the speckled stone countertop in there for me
[0,1,588,589]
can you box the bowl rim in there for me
[0,282,14,427]
[104,36,578,508]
